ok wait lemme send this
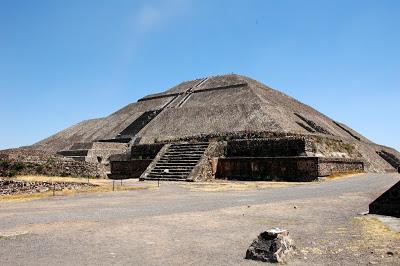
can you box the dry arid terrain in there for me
[0,173,399,265]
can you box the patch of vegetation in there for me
[46,157,55,165]
[36,165,44,174]
[0,159,10,169]
[0,160,25,177]
[343,142,356,155]
[10,162,25,171]
[60,172,71,177]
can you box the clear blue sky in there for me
[1,0,399,151]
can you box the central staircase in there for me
[142,142,209,181]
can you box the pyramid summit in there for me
[5,74,400,180]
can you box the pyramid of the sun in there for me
[31,74,400,177]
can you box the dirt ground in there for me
[0,173,399,265]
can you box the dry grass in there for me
[181,180,305,192]
[348,216,400,256]
[0,175,158,202]
[13,175,104,185]
[324,172,363,180]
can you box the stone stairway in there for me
[117,110,162,140]
[142,142,209,181]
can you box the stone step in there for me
[157,159,199,163]
[66,156,87,162]
[155,163,197,169]
[141,176,190,182]
[150,169,192,173]
[168,145,208,149]
[58,149,89,157]
[170,144,209,148]
[164,153,204,156]
[152,165,195,169]
[166,150,205,154]
[166,151,206,155]
[168,147,208,151]
[156,161,198,165]
[163,152,204,155]
[167,150,207,154]
[161,155,203,160]
[146,173,187,179]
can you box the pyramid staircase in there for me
[117,110,162,140]
[142,142,209,181]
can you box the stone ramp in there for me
[141,142,209,181]
[117,110,162,139]
[376,150,400,171]
[369,180,400,218]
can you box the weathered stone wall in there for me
[109,159,153,179]
[189,141,225,181]
[369,181,400,218]
[317,158,364,176]
[216,157,364,182]
[216,157,319,182]
[86,142,128,164]
[130,143,164,159]
[226,138,307,157]
[0,150,106,178]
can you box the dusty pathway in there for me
[0,174,399,265]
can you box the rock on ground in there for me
[245,228,294,263]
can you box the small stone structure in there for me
[369,180,400,218]
[245,228,294,263]
[58,142,128,164]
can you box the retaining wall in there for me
[216,157,364,182]
[109,159,153,179]
[226,138,307,157]
[216,157,319,182]
[318,158,364,176]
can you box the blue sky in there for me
[0,0,399,151]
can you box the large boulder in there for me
[245,228,294,263]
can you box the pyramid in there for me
[27,74,399,180]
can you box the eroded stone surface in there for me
[245,228,294,263]
[0,179,96,196]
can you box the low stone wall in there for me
[318,158,364,176]
[216,157,319,182]
[216,157,364,182]
[109,159,153,179]
[0,156,106,178]
[226,138,307,157]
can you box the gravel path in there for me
[0,174,399,265]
